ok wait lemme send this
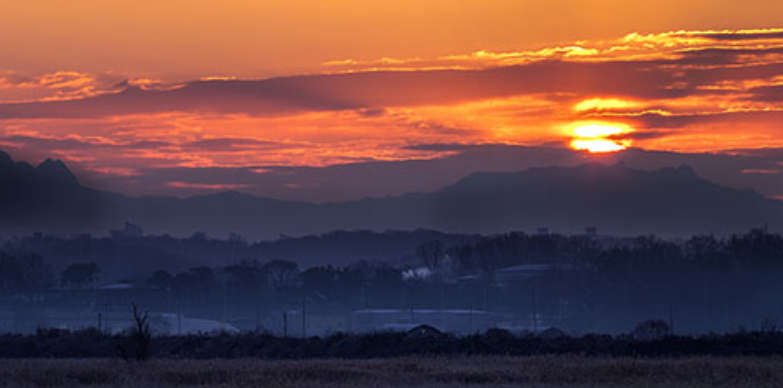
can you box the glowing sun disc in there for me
[571,139,627,153]
[568,122,632,153]
[573,124,626,138]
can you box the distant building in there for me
[110,222,144,239]
[350,308,493,334]
[405,324,442,339]
[150,314,240,336]
[494,264,576,286]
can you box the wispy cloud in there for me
[1,28,782,196]
[0,71,176,103]
[322,28,783,71]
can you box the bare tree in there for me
[416,241,446,272]
[117,303,152,361]
[263,260,300,290]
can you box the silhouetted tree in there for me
[61,263,100,288]
[300,265,339,294]
[416,241,447,273]
[263,260,299,290]
[0,252,53,294]
[172,266,218,308]
[224,260,265,298]
[633,319,672,340]
[729,228,783,271]
[117,303,152,361]
[146,270,174,290]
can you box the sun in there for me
[572,139,627,153]
[568,122,632,153]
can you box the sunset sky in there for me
[1,0,782,200]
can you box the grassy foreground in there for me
[0,356,782,388]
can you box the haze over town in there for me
[1,2,783,387]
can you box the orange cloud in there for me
[0,71,107,103]
[1,28,783,196]
[167,181,251,190]
[322,28,783,73]
[0,71,174,103]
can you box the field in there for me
[1,356,782,388]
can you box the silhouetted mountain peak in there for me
[0,148,35,174]
[654,164,697,176]
[214,190,252,198]
[449,162,641,190]
[455,163,701,187]
[0,149,12,169]
[676,164,695,174]
[35,158,79,186]
[0,148,780,237]
[191,190,259,201]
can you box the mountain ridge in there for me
[0,149,780,238]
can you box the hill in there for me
[0,149,780,238]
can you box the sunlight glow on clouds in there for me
[568,122,633,153]
[1,28,783,195]
[0,71,109,103]
[571,139,628,153]
[572,123,630,139]
[574,98,644,112]
[322,28,783,72]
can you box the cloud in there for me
[404,143,483,152]
[1,28,782,197]
[2,47,781,122]
[166,181,251,191]
[0,71,110,103]
[0,60,686,119]
[0,71,171,103]
[628,110,783,129]
[321,28,783,72]
[694,29,783,41]
[749,84,783,101]
[181,138,302,152]
[742,169,781,174]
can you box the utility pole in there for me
[532,290,539,332]
[409,287,415,324]
[483,284,488,311]
[255,302,260,332]
[440,283,446,331]
[283,311,288,337]
[361,281,367,308]
[469,303,474,333]
[177,293,183,335]
[301,297,307,338]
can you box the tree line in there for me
[1,229,783,333]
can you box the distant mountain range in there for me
[1,149,780,238]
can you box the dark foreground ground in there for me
[8,329,783,359]
[1,356,782,388]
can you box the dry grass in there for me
[0,356,781,388]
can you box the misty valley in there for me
[2,225,782,339]
[3,4,783,386]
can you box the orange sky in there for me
[2,0,783,78]
[0,1,782,198]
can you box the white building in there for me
[350,308,493,334]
